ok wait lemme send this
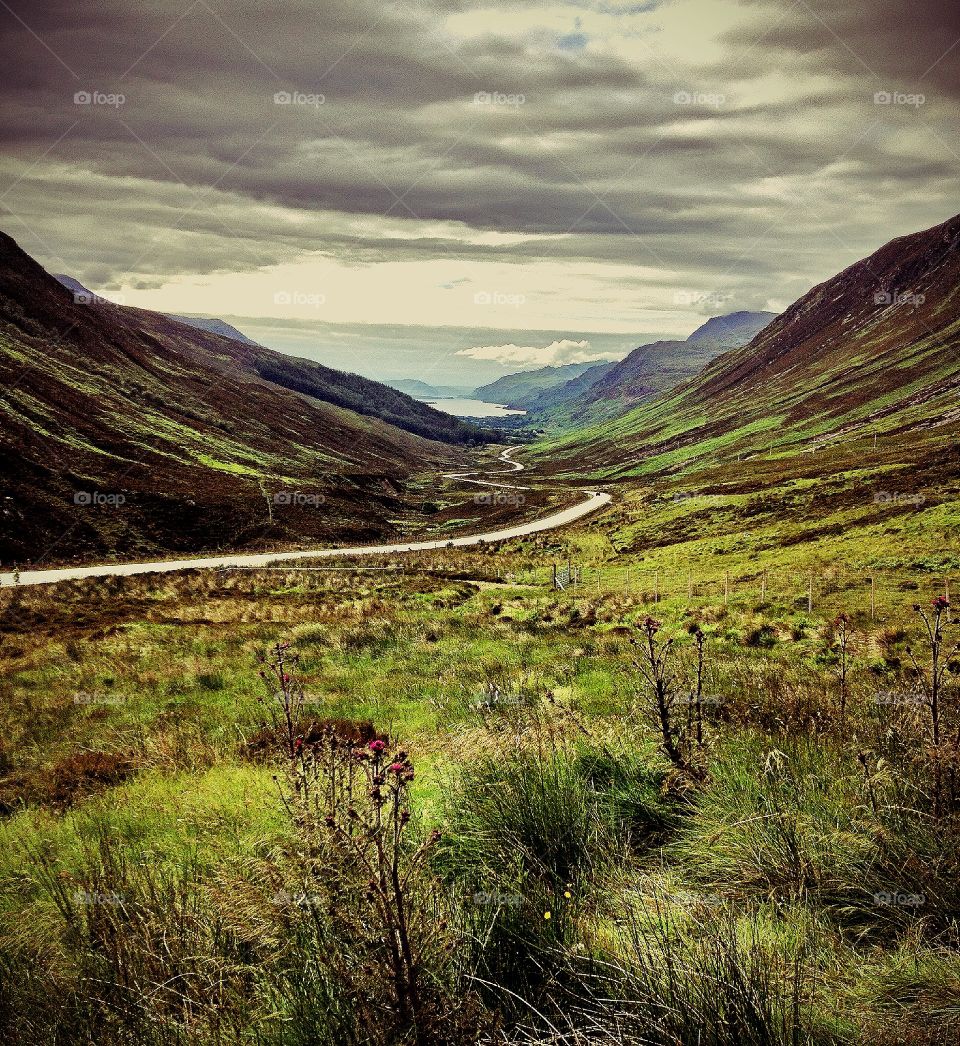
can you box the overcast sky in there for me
[1,0,957,383]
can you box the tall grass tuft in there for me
[502,904,833,1046]
[438,736,676,1006]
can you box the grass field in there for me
[1,499,958,1044]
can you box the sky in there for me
[0,0,957,385]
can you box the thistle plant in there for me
[283,724,451,1043]
[633,616,686,770]
[257,640,305,758]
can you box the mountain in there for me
[686,311,777,348]
[523,311,775,427]
[581,311,776,407]
[523,360,617,413]
[539,214,960,477]
[55,277,262,348]
[53,274,96,300]
[473,361,610,409]
[164,314,260,346]
[1,232,488,565]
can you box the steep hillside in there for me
[49,276,484,447]
[0,232,484,566]
[474,361,609,409]
[538,214,960,480]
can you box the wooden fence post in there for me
[655,570,660,604]
[761,569,767,601]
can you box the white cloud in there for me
[456,338,615,367]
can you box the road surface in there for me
[1,449,610,589]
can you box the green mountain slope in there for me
[0,232,484,565]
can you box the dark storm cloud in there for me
[0,0,956,303]
[731,0,960,99]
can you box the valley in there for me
[1,209,959,1046]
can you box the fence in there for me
[553,561,583,591]
[544,563,954,621]
[223,555,953,622]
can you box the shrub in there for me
[0,746,138,816]
[242,716,384,762]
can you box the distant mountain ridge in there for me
[522,310,776,426]
[580,311,776,405]
[473,361,610,409]
[384,378,473,399]
[686,311,777,347]
[55,276,263,347]
[53,274,96,299]
[164,314,260,346]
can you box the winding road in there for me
[0,449,611,589]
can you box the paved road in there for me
[0,449,610,589]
